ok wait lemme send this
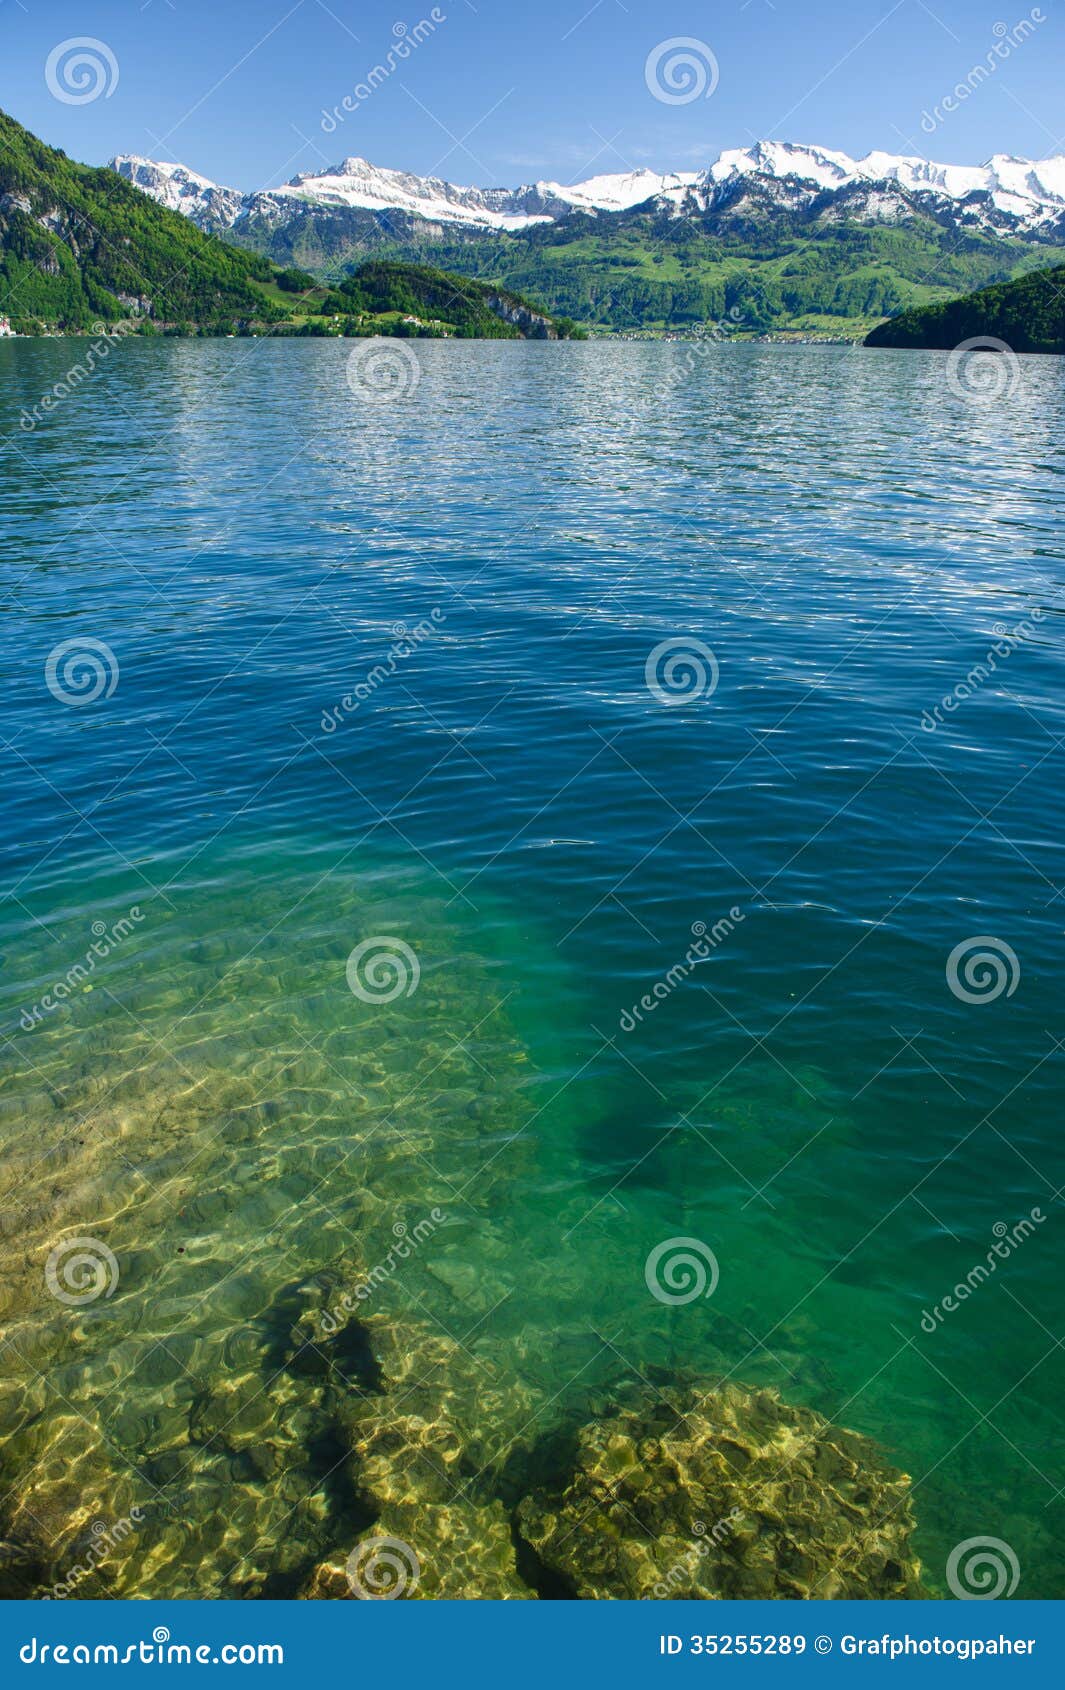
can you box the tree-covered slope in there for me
[0,111,574,340]
[864,261,1065,353]
[312,260,582,338]
[225,181,1065,338]
[9,98,1060,345]
[423,204,1065,338]
[0,107,281,332]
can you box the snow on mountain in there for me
[865,151,1065,222]
[109,152,701,235]
[238,158,701,231]
[704,141,858,194]
[673,141,1065,226]
[260,157,552,231]
[111,143,1065,237]
[111,156,246,233]
[538,167,700,214]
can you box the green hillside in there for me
[7,98,1060,346]
[421,217,1065,340]
[0,107,282,332]
[302,260,582,339]
[228,187,1065,340]
[0,110,577,340]
[865,261,1065,353]
[225,260,582,340]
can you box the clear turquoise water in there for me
[0,339,1062,1597]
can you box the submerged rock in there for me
[0,1537,43,1598]
[302,1500,532,1600]
[517,1382,925,1600]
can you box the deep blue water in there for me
[0,338,1062,1598]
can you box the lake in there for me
[0,337,1062,1598]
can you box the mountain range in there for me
[0,107,282,334]
[0,106,576,339]
[110,141,1065,337]
[113,142,1065,239]
[3,98,1063,344]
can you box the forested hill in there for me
[0,109,581,340]
[0,106,282,332]
[311,261,583,339]
[223,184,1065,340]
[865,262,1065,354]
[7,98,1062,347]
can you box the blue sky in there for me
[5,0,1063,190]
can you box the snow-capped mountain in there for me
[111,141,1065,240]
[112,153,698,235]
[541,167,700,216]
[260,158,700,228]
[250,158,552,232]
[674,140,1065,227]
[112,157,246,234]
